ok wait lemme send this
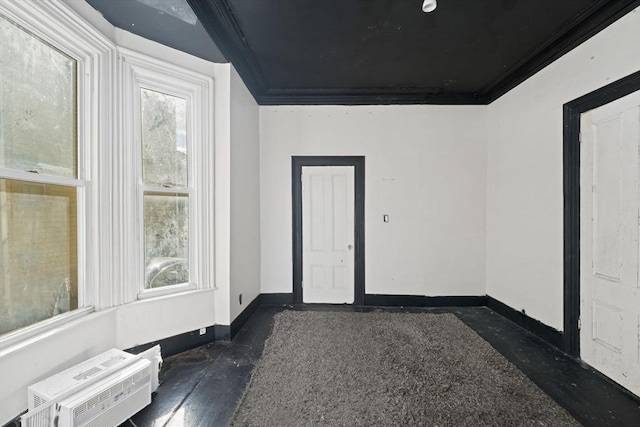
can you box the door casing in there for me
[292,156,365,305]
[563,70,640,357]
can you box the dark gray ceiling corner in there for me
[187,0,640,105]
[85,0,227,63]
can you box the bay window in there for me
[0,0,214,340]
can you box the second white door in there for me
[302,166,355,304]
[580,90,640,396]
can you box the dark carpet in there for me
[230,310,581,427]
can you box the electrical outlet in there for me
[199,327,206,336]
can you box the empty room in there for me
[1,0,640,426]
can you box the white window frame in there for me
[119,48,214,301]
[0,0,114,348]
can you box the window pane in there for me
[141,89,187,187]
[0,17,77,178]
[0,179,78,335]
[144,193,189,288]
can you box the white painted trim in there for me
[0,0,114,56]
[60,0,117,42]
[119,47,216,299]
[0,306,94,352]
[0,0,116,330]
[118,47,215,93]
[137,283,198,300]
[141,186,192,195]
[114,28,217,76]
[0,170,86,187]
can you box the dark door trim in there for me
[563,70,640,357]
[292,156,365,305]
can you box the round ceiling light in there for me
[422,0,437,13]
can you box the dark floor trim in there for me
[487,296,564,350]
[123,293,565,361]
[563,70,640,357]
[364,294,487,308]
[214,325,230,341]
[364,294,426,307]
[126,324,218,358]
[123,296,264,355]
[260,293,295,305]
[230,294,261,339]
[124,294,286,358]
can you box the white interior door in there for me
[302,166,355,304]
[580,90,640,396]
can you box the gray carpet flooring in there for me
[230,310,581,426]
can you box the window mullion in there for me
[141,185,190,195]
[0,169,85,188]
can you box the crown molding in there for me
[188,0,640,106]
[481,0,640,103]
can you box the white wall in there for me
[230,66,261,319]
[115,289,217,349]
[0,310,116,426]
[260,105,487,297]
[212,63,233,327]
[486,8,640,330]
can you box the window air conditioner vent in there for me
[32,395,48,409]
[21,347,161,427]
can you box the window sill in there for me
[137,282,197,300]
[0,306,95,352]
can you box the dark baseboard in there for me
[364,294,563,350]
[486,296,564,349]
[230,294,261,338]
[260,292,294,305]
[125,293,261,358]
[364,294,426,307]
[126,324,218,358]
[122,293,563,357]
[214,325,230,341]
[425,296,488,307]
[364,294,487,308]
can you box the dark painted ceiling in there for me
[88,0,640,105]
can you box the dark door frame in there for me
[563,70,640,357]
[292,156,365,305]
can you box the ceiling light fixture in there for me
[422,0,437,13]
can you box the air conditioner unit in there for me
[21,347,161,427]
